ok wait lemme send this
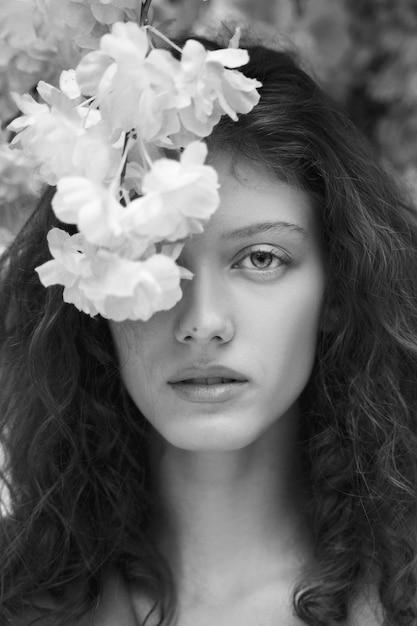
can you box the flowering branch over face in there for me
[9,9,261,322]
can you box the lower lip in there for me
[168,381,248,403]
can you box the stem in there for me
[140,0,153,27]
[146,25,183,54]
[80,97,96,108]
[121,187,130,207]
[110,133,134,196]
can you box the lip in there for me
[168,365,249,403]
[168,365,248,384]
[169,381,248,403]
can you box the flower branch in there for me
[7,4,261,321]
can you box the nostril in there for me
[175,320,234,345]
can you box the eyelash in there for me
[232,245,291,273]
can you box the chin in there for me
[151,412,273,453]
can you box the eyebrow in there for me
[220,221,308,240]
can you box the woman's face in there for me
[109,154,326,451]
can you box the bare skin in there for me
[109,156,381,625]
[141,407,309,625]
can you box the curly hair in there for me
[1,43,417,625]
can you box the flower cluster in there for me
[9,13,261,321]
[0,0,152,237]
[0,0,80,119]
[46,0,143,49]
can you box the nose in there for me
[174,267,234,346]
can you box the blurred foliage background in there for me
[152,0,417,190]
[1,0,417,247]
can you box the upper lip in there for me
[168,365,248,384]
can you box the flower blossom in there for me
[59,69,81,100]
[169,39,262,145]
[75,21,262,147]
[52,176,124,247]
[36,227,188,321]
[9,17,262,322]
[0,0,70,67]
[120,141,219,250]
[35,228,100,316]
[76,21,181,141]
[52,141,219,259]
[0,0,80,117]
[8,81,120,185]
[83,250,186,321]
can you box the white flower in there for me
[0,0,80,121]
[52,176,124,247]
[9,88,83,184]
[120,141,219,245]
[76,21,181,141]
[83,250,185,321]
[6,17,262,322]
[36,228,188,321]
[8,91,49,131]
[59,69,81,100]
[23,20,261,153]
[35,228,101,316]
[0,0,67,64]
[8,82,119,185]
[168,39,262,145]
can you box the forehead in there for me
[199,152,317,241]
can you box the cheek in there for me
[109,320,162,415]
[110,314,168,365]
[256,269,325,388]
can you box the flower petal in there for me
[76,50,113,96]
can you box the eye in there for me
[232,245,290,272]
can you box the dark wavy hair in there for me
[1,41,417,626]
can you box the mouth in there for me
[168,366,248,385]
[176,377,244,385]
[167,372,248,403]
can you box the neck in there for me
[148,406,309,604]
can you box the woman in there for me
[1,40,417,626]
